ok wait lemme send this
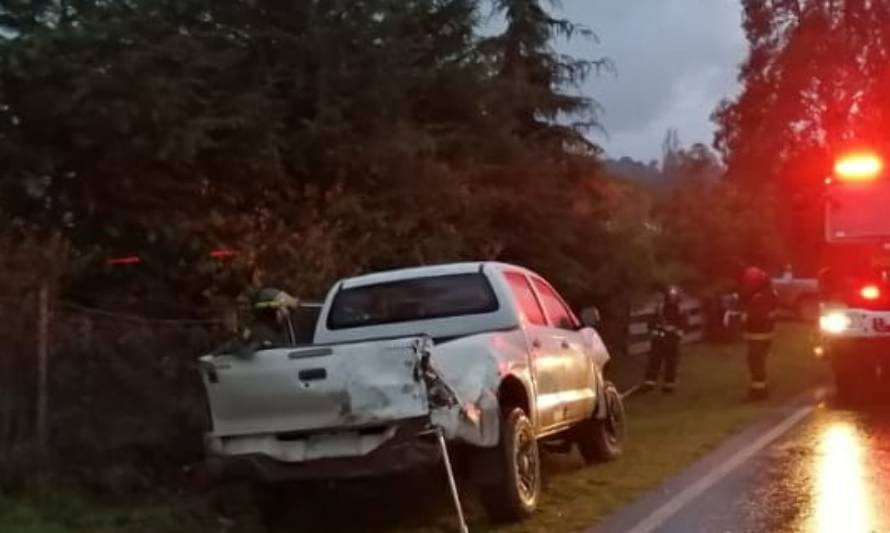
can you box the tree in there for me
[602,156,662,186]
[662,139,724,186]
[653,181,785,291]
[714,0,890,269]
[661,128,682,172]
[485,0,608,152]
[604,133,780,291]
[0,1,482,304]
[0,0,635,314]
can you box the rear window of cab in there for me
[327,273,499,329]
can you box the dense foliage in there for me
[714,0,890,271]
[633,139,784,292]
[0,0,650,314]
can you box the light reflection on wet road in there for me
[655,405,890,533]
[811,421,872,533]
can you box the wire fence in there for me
[0,287,229,490]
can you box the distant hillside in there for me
[602,157,664,187]
[604,143,724,189]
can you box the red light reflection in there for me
[209,249,237,259]
[106,256,141,266]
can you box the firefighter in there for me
[641,285,688,394]
[219,288,298,358]
[740,267,778,401]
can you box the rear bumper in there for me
[203,418,441,483]
[822,337,890,360]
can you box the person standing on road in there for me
[740,267,778,401]
[641,285,688,394]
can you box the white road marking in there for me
[624,404,815,533]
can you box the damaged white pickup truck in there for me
[199,262,625,524]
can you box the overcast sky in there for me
[553,0,748,162]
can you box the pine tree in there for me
[485,0,608,152]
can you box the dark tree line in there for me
[0,0,801,317]
[0,0,658,314]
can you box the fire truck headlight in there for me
[820,311,852,335]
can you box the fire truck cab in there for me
[818,153,890,401]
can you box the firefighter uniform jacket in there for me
[648,300,689,342]
[744,287,778,341]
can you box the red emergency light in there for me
[861,284,881,301]
[834,153,884,182]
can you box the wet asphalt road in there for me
[599,398,890,533]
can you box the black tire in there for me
[479,408,540,522]
[576,381,625,464]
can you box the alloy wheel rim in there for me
[605,391,623,445]
[515,427,538,504]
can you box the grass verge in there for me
[0,324,824,533]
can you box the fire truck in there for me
[818,153,890,401]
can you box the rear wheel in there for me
[576,381,625,464]
[479,408,540,522]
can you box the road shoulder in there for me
[590,389,823,533]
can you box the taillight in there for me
[861,284,881,301]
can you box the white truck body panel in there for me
[201,339,429,438]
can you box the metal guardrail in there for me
[626,298,705,356]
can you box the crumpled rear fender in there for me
[423,332,532,447]
[579,327,611,419]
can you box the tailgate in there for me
[201,338,430,437]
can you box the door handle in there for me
[531,339,542,349]
[298,368,327,381]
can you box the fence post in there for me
[36,282,50,461]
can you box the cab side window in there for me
[532,278,578,330]
[504,272,547,326]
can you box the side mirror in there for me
[579,306,601,328]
